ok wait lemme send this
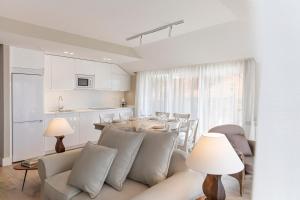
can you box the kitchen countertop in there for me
[45,105,134,115]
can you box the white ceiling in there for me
[0,0,254,72]
[0,0,236,47]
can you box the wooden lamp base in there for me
[55,136,65,153]
[201,174,225,200]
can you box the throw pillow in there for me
[226,134,253,156]
[98,127,145,191]
[128,131,177,186]
[68,142,117,198]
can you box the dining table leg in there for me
[22,169,28,191]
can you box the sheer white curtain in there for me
[135,59,256,139]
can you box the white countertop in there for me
[45,105,134,115]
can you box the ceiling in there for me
[0,0,254,72]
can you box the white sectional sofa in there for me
[38,149,204,200]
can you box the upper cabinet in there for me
[51,56,76,90]
[44,55,130,91]
[95,62,112,90]
[10,47,44,69]
[75,59,95,75]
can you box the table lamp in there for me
[186,133,244,200]
[44,118,74,153]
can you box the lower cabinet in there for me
[79,112,101,144]
[44,108,133,154]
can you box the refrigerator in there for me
[12,73,44,162]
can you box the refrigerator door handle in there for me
[14,120,43,123]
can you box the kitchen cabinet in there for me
[45,55,130,91]
[79,112,101,144]
[10,47,44,69]
[51,56,76,90]
[95,62,112,90]
[75,59,95,75]
[111,73,130,91]
[44,107,134,153]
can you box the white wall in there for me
[252,0,300,199]
[44,90,124,111]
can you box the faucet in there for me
[58,96,64,111]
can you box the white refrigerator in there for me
[12,73,44,162]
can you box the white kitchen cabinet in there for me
[79,112,101,144]
[10,47,44,69]
[111,64,127,75]
[75,59,95,75]
[51,56,76,90]
[95,62,112,90]
[111,73,130,91]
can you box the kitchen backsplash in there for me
[44,90,125,112]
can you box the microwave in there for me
[75,74,95,89]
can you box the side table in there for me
[13,163,38,191]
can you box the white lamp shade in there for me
[44,118,74,137]
[186,133,244,175]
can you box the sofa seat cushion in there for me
[244,156,254,174]
[71,179,148,200]
[44,170,81,200]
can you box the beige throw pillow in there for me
[68,142,117,198]
[128,131,177,186]
[98,127,145,191]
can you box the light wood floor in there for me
[0,164,252,200]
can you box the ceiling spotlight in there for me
[69,52,74,55]
[103,58,112,61]
[63,51,69,54]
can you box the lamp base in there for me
[202,174,225,200]
[55,136,65,153]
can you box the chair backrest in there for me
[99,113,115,123]
[119,111,133,121]
[189,119,199,145]
[155,112,170,118]
[208,124,245,136]
[173,113,190,130]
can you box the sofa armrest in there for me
[248,140,256,156]
[131,170,204,200]
[38,148,82,181]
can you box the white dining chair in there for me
[99,113,115,123]
[155,112,170,119]
[177,119,199,153]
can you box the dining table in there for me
[93,117,178,132]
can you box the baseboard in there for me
[1,157,12,166]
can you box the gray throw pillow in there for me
[128,131,177,186]
[68,142,117,198]
[98,127,145,191]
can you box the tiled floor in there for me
[0,164,252,200]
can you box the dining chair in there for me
[155,112,170,119]
[173,113,190,131]
[119,111,134,121]
[99,113,115,123]
[177,119,199,153]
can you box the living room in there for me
[0,0,299,200]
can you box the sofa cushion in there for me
[71,179,148,200]
[44,170,81,200]
[128,131,177,186]
[98,127,145,191]
[68,142,117,198]
[226,134,253,156]
[244,156,254,174]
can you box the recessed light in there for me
[103,57,112,61]
[69,52,74,55]
[64,51,69,54]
